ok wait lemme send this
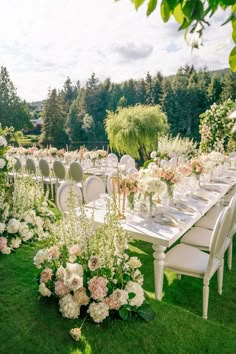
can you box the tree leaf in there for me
[131,0,145,10]
[119,307,131,320]
[146,0,158,16]
[229,46,236,72]
[137,303,156,321]
[161,0,171,22]
[173,4,184,24]
[233,20,236,43]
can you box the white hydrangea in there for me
[10,237,22,249]
[88,302,109,323]
[33,249,49,268]
[39,282,51,297]
[0,222,6,233]
[0,136,7,147]
[128,257,142,269]
[65,262,83,278]
[125,281,145,307]
[64,274,83,292]
[0,158,6,169]
[22,230,34,241]
[1,246,11,255]
[18,222,29,236]
[59,294,81,319]
[7,218,21,234]
[133,269,144,286]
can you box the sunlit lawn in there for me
[0,239,236,354]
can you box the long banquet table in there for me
[85,168,236,301]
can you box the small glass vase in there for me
[167,184,174,200]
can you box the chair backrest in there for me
[26,158,36,174]
[83,176,105,203]
[229,152,236,158]
[107,171,117,195]
[14,158,22,172]
[120,154,132,165]
[126,167,138,175]
[56,181,82,212]
[53,161,66,180]
[39,159,50,178]
[69,162,83,183]
[228,194,236,239]
[107,153,118,165]
[205,206,231,279]
[125,158,135,170]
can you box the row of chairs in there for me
[164,187,236,319]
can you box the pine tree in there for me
[40,89,69,148]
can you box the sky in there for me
[0,0,233,102]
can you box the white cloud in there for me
[0,0,233,101]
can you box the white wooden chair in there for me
[53,161,66,190]
[181,195,236,270]
[83,176,105,203]
[120,154,132,165]
[26,158,38,181]
[69,162,83,187]
[56,181,82,213]
[164,206,231,319]
[107,153,118,165]
[39,159,57,199]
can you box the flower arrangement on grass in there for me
[0,177,55,255]
[34,198,154,333]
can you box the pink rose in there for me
[69,245,80,257]
[88,276,108,301]
[40,268,53,283]
[48,246,60,259]
[0,237,7,251]
[73,287,89,306]
[55,280,69,297]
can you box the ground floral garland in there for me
[34,197,154,338]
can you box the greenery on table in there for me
[0,239,236,353]
[106,105,169,161]
[125,0,236,71]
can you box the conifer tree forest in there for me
[0,65,235,150]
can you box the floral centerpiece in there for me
[118,173,138,210]
[190,158,204,176]
[158,167,179,199]
[34,199,154,336]
[0,177,55,255]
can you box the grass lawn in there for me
[0,238,236,354]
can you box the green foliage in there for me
[127,0,236,71]
[0,66,32,130]
[106,105,169,160]
[199,99,236,152]
[40,89,69,149]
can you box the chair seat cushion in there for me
[181,227,212,250]
[195,206,222,230]
[165,244,211,276]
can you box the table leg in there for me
[153,244,167,301]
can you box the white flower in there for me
[22,231,34,241]
[133,269,144,286]
[65,262,83,278]
[1,246,11,254]
[150,151,157,159]
[64,274,83,292]
[56,265,66,280]
[125,281,145,307]
[59,294,81,319]
[10,237,22,249]
[39,282,51,297]
[70,328,82,342]
[7,219,21,234]
[33,249,49,268]
[0,158,6,169]
[88,302,109,323]
[128,257,142,269]
[0,223,6,233]
[19,222,29,236]
[0,136,7,147]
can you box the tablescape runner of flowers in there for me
[34,196,155,339]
